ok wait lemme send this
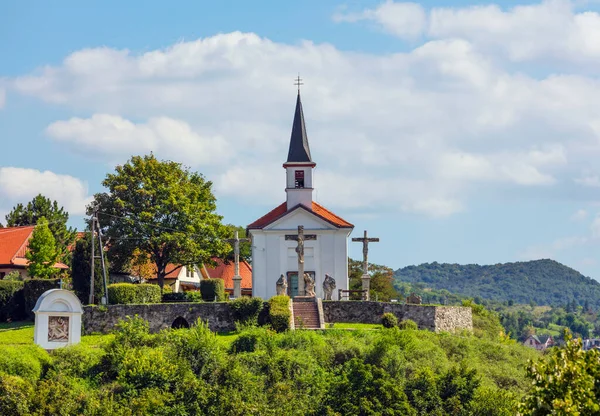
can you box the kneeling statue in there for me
[323,274,336,300]
[276,274,288,296]
[304,273,316,297]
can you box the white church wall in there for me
[267,209,333,231]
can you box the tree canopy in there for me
[5,194,76,262]
[349,258,399,301]
[25,217,59,279]
[89,154,228,290]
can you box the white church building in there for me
[247,92,354,300]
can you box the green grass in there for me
[0,326,34,345]
[327,322,383,330]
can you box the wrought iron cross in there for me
[225,231,250,277]
[294,74,303,92]
[352,230,380,276]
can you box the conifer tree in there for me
[26,217,59,279]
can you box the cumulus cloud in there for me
[46,114,230,166]
[337,0,600,65]
[0,167,93,216]
[6,25,600,216]
[571,209,588,221]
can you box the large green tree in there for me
[25,217,60,279]
[89,154,228,290]
[5,194,76,262]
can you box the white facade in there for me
[173,265,201,293]
[250,209,351,300]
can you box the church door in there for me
[287,272,299,297]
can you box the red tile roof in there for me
[0,226,68,269]
[247,201,353,230]
[202,258,252,289]
[146,263,183,280]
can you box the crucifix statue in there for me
[352,230,380,301]
[225,230,250,298]
[287,225,305,296]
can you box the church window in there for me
[295,170,305,188]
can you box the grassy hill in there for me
[395,259,600,308]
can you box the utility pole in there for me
[89,209,109,305]
[89,212,96,304]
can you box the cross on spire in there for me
[294,74,303,93]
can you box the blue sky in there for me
[2,0,600,278]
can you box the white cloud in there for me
[46,114,231,167]
[571,208,588,221]
[0,87,5,109]
[6,29,600,216]
[0,167,92,215]
[338,0,600,65]
[334,1,427,39]
[592,214,600,237]
[575,173,600,187]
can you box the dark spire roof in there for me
[286,92,313,163]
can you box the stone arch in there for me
[171,316,190,329]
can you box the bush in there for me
[162,291,203,303]
[0,281,25,322]
[107,283,161,304]
[4,271,22,281]
[0,374,33,416]
[399,319,418,330]
[269,295,291,332]
[381,312,398,328]
[0,345,51,382]
[230,297,264,325]
[200,279,226,302]
[23,278,60,319]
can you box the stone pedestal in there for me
[33,289,83,350]
[232,275,242,298]
[361,274,371,301]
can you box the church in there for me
[247,91,354,300]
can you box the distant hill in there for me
[394,259,600,308]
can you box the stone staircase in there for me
[292,298,324,329]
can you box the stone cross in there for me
[225,231,250,298]
[287,225,305,295]
[352,230,380,301]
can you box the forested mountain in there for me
[395,259,600,308]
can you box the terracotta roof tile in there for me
[203,258,252,289]
[0,225,67,269]
[247,201,353,229]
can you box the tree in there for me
[25,217,59,279]
[71,232,105,304]
[5,194,76,262]
[520,330,600,415]
[89,154,228,290]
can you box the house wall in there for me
[174,265,201,293]
[0,267,28,279]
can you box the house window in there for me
[186,266,194,278]
[294,170,305,188]
[0,272,5,279]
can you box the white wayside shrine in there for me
[248,90,354,300]
[33,289,83,350]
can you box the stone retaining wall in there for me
[83,303,235,334]
[322,301,472,332]
[83,301,472,334]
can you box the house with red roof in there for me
[145,264,203,292]
[0,225,68,279]
[201,258,253,297]
[247,91,354,299]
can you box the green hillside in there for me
[395,259,600,308]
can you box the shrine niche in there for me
[33,289,83,350]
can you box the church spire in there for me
[286,87,313,164]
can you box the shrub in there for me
[381,312,398,328]
[230,326,272,353]
[269,295,291,332]
[4,271,22,281]
[23,278,60,319]
[0,281,25,322]
[107,283,161,304]
[0,374,32,416]
[399,319,418,330]
[162,292,187,302]
[0,345,51,382]
[162,291,203,303]
[200,279,226,302]
[230,296,264,325]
